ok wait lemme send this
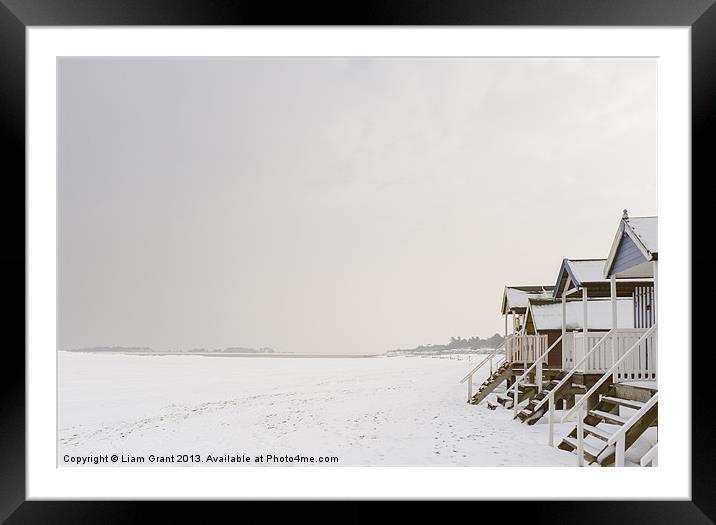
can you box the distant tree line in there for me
[391,333,504,354]
[446,334,504,350]
[185,347,275,354]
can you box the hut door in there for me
[633,285,655,329]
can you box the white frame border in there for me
[27,27,690,500]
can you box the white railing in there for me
[534,329,615,416]
[505,334,548,365]
[572,331,612,373]
[607,393,658,467]
[561,324,658,466]
[459,342,506,403]
[612,329,658,382]
[533,328,615,447]
[561,325,657,424]
[504,334,563,416]
[561,328,657,380]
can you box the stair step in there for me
[496,395,514,406]
[589,410,627,425]
[600,396,646,410]
[562,436,604,460]
[582,424,613,442]
[528,398,546,406]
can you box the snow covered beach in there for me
[58,351,583,467]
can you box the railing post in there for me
[581,287,589,372]
[577,403,584,467]
[467,374,473,403]
[615,435,625,467]
[536,336,542,393]
[611,274,617,382]
[548,393,555,447]
[536,359,542,394]
[513,380,519,416]
[653,329,658,381]
[611,332,617,383]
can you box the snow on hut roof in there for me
[565,259,609,284]
[552,259,609,299]
[552,257,650,298]
[528,298,634,331]
[626,216,657,255]
[502,285,554,314]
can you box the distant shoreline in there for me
[59,350,380,359]
[58,350,497,359]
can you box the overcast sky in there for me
[58,58,656,354]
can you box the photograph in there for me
[56,56,658,468]
[1,2,707,516]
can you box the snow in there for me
[504,286,553,311]
[566,259,609,284]
[620,380,658,390]
[626,217,658,255]
[528,298,634,331]
[58,351,579,466]
[558,258,652,294]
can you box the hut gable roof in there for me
[604,214,658,278]
[501,285,554,314]
[564,259,607,284]
[552,258,608,298]
[553,256,652,299]
[627,217,658,255]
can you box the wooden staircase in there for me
[495,382,538,408]
[514,377,587,425]
[468,362,513,405]
[557,386,658,466]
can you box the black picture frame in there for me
[0,1,709,522]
